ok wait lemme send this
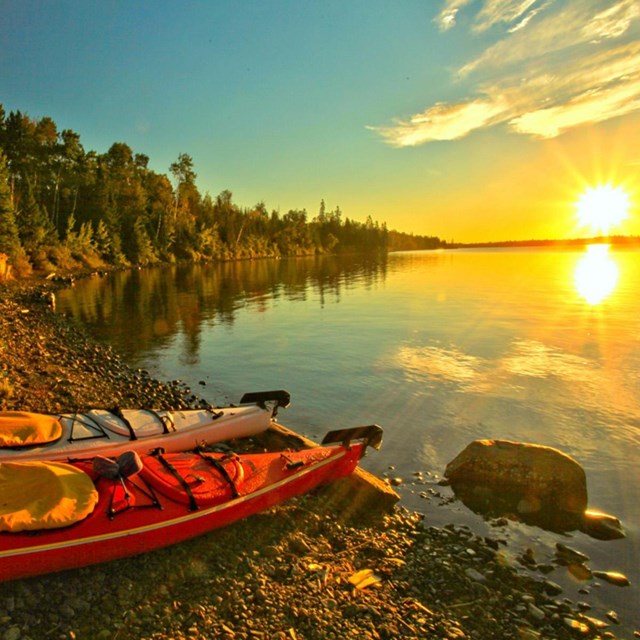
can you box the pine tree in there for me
[0,152,30,276]
[0,152,21,257]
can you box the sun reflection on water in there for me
[573,244,619,305]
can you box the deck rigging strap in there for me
[197,451,240,498]
[153,452,198,511]
[143,409,175,434]
[108,407,138,441]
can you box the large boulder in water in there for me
[444,439,588,529]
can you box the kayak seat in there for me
[0,461,99,532]
[0,411,63,448]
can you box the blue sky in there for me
[1,0,639,241]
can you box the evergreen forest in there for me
[0,105,444,279]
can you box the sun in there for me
[575,184,630,235]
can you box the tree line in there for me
[0,104,444,278]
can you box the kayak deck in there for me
[0,391,291,462]
[0,436,370,582]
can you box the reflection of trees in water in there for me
[56,255,388,361]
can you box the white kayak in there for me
[0,390,290,462]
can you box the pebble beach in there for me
[0,280,636,640]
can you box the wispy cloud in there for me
[584,0,640,40]
[459,0,638,76]
[508,3,549,33]
[372,0,640,146]
[509,42,640,137]
[474,0,541,32]
[371,98,509,146]
[435,0,473,31]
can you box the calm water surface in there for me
[57,247,640,630]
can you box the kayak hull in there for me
[0,441,364,582]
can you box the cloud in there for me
[435,0,473,31]
[368,98,509,146]
[583,0,640,41]
[473,0,542,32]
[435,0,546,32]
[457,2,634,77]
[509,43,640,137]
[508,2,550,33]
[372,0,640,146]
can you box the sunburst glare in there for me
[575,185,630,235]
[574,244,619,305]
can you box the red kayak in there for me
[0,425,382,582]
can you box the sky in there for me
[1,0,639,242]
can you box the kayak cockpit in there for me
[0,412,63,448]
[0,460,98,532]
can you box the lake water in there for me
[57,247,640,631]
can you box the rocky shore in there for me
[0,281,636,640]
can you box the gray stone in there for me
[465,567,487,583]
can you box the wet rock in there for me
[564,617,590,634]
[606,610,621,624]
[542,580,563,596]
[445,440,588,517]
[556,543,590,564]
[591,571,630,587]
[583,615,608,630]
[520,548,537,566]
[580,510,625,540]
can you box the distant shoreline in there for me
[445,234,640,250]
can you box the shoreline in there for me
[0,280,633,639]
